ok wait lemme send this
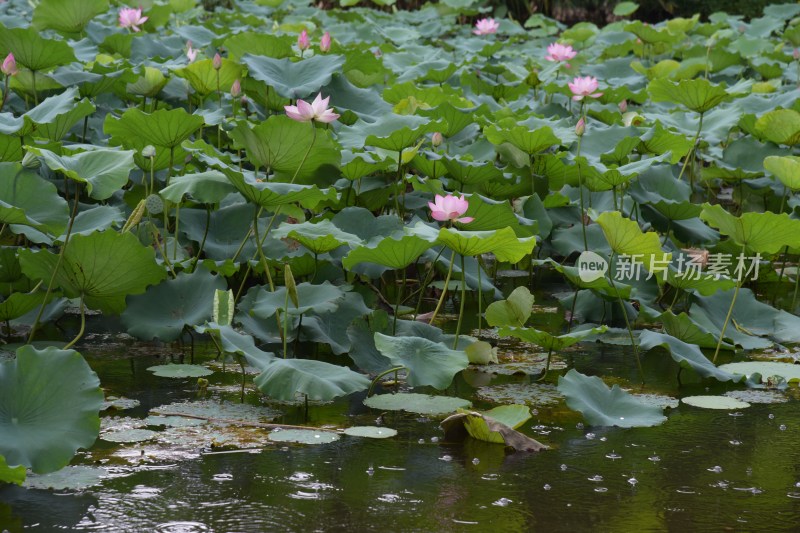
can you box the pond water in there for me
[3,309,800,532]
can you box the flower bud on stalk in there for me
[432,132,443,147]
[231,79,241,98]
[575,117,585,137]
[212,53,222,70]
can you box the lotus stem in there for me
[576,106,588,252]
[288,122,317,185]
[537,347,553,382]
[188,206,211,272]
[282,286,290,358]
[63,298,85,350]
[453,254,467,349]
[413,246,446,318]
[678,111,704,186]
[607,254,644,383]
[172,204,181,261]
[368,366,405,396]
[476,254,483,334]
[713,282,741,363]
[428,249,456,325]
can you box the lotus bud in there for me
[794,48,800,60]
[432,132,443,147]
[320,32,331,53]
[142,145,156,158]
[298,30,310,51]
[1,53,17,76]
[231,79,241,98]
[618,99,628,113]
[212,53,222,70]
[575,117,585,137]
[122,199,147,233]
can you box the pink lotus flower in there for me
[473,18,499,36]
[320,32,331,53]
[298,30,310,51]
[428,194,474,224]
[186,41,197,63]
[568,75,603,102]
[1,53,16,76]
[545,43,576,64]
[119,7,148,32]
[284,93,339,123]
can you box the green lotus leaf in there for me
[485,286,534,327]
[545,259,632,298]
[268,429,340,444]
[122,268,226,342]
[339,115,440,152]
[126,66,168,98]
[255,358,369,401]
[763,155,800,190]
[175,58,242,97]
[339,151,393,180]
[658,311,730,350]
[373,333,469,389]
[223,168,338,209]
[0,87,81,138]
[625,20,682,44]
[442,156,504,186]
[0,163,68,236]
[596,211,671,274]
[299,292,372,355]
[19,231,166,314]
[159,171,237,204]
[150,399,281,424]
[343,231,434,270]
[243,54,345,99]
[212,325,275,370]
[213,289,235,327]
[614,1,639,16]
[638,330,741,381]
[146,364,213,378]
[441,407,546,451]
[251,281,347,318]
[465,340,498,364]
[229,116,340,178]
[681,395,750,410]
[36,98,95,142]
[0,291,50,321]
[435,226,536,263]
[0,454,25,485]
[718,361,800,383]
[342,426,398,438]
[484,124,561,155]
[223,32,293,61]
[32,0,108,34]
[557,368,667,427]
[639,122,694,164]
[700,203,800,254]
[23,465,107,491]
[482,404,532,429]
[363,392,471,415]
[0,26,76,72]
[104,107,205,149]
[647,78,733,113]
[419,102,486,138]
[754,109,800,146]
[27,147,135,201]
[271,219,362,254]
[0,346,103,473]
[498,325,607,351]
[664,267,735,296]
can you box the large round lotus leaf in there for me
[146,364,213,378]
[23,466,107,491]
[343,232,434,270]
[0,346,103,474]
[373,333,469,390]
[18,230,166,315]
[0,26,76,72]
[242,54,345,99]
[175,58,242,96]
[557,369,667,427]
[343,426,398,439]
[254,358,370,401]
[104,107,205,149]
[101,428,158,443]
[363,393,471,415]
[149,400,281,424]
[0,163,68,237]
[700,204,800,254]
[268,429,340,444]
[251,281,346,318]
[271,219,362,255]
[718,361,800,383]
[28,146,136,201]
[595,211,671,275]
[681,395,750,410]
[435,226,536,264]
[754,109,800,146]
[32,0,107,34]
[648,78,733,113]
[122,268,225,342]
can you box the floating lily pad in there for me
[681,395,751,409]
[363,393,471,415]
[146,364,213,379]
[475,383,564,406]
[23,465,108,491]
[100,416,147,432]
[718,361,800,383]
[268,429,340,444]
[724,390,787,404]
[342,426,398,439]
[101,396,140,411]
[101,428,159,443]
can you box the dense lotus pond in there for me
[3,302,800,532]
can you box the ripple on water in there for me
[154,521,209,533]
